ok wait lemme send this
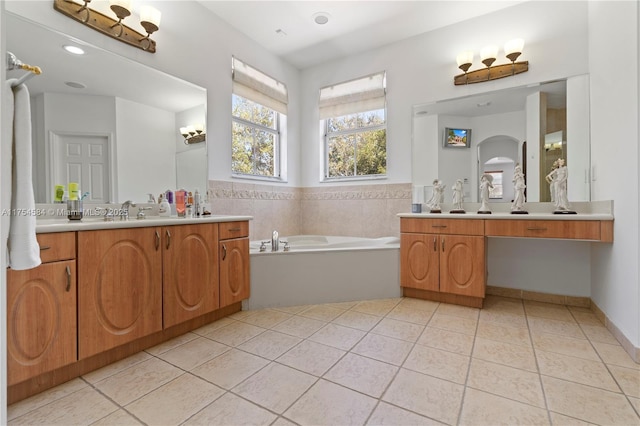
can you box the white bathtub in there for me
[246,235,401,310]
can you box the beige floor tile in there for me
[467,358,546,408]
[9,386,117,426]
[629,396,640,414]
[536,349,619,392]
[403,344,470,384]
[382,368,464,425]
[284,379,378,425]
[417,326,475,355]
[608,364,640,397]
[324,353,398,398]
[436,303,480,320]
[324,300,359,310]
[531,332,599,361]
[569,310,605,327]
[353,298,402,316]
[476,320,531,347]
[371,317,425,342]
[125,374,225,425]
[366,401,445,425]
[299,304,345,322]
[528,316,585,339]
[548,412,596,425]
[202,320,266,347]
[352,333,414,366]
[524,300,575,322]
[233,362,317,413]
[183,392,277,425]
[542,375,640,425]
[93,357,183,406]
[237,330,302,360]
[82,351,152,384]
[276,340,345,376]
[398,297,440,312]
[459,388,550,426]
[190,348,269,389]
[228,309,256,321]
[144,332,199,356]
[473,337,538,372]
[8,378,88,420]
[272,315,326,338]
[592,341,640,369]
[385,304,434,325]
[271,304,310,315]
[428,313,477,336]
[191,317,237,336]
[90,408,143,425]
[308,323,366,350]
[332,309,382,331]
[580,323,620,345]
[271,416,298,426]
[157,337,230,371]
[239,309,293,329]
[482,295,525,315]
[479,309,529,328]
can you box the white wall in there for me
[588,1,639,348]
[1,2,8,423]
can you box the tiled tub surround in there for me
[207,180,411,241]
[8,296,639,425]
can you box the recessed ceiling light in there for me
[313,12,330,25]
[65,81,86,89]
[63,45,85,55]
[275,28,288,37]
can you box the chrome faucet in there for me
[271,230,279,252]
[120,200,136,220]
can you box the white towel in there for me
[6,80,41,270]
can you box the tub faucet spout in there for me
[271,230,279,252]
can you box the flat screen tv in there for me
[444,127,471,148]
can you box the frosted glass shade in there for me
[480,45,498,62]
[456,51,474,67]
[504,39,524,56]
[140,5,161,28]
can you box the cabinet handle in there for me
[165,229,171,249]
[65,265,71,292]
[222,244,227,261]
[431,224,447,228]
[154,230,160,251]
[526,227,548,231]
[442,238,445,252]
[433,237,437,252]
[40,245,51,251]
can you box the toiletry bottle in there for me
[176,190,186,217]
[194,189,201,217]
[68,182,79,201]
[166,190,177,217]
[54,185,65,203]
[158,194,171,217]
[186,192,194,218]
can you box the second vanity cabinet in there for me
[219,221,250,308]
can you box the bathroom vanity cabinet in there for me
[7,217,251,404]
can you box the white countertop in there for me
[36,215,253,233]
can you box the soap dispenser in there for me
[158,194,171,217]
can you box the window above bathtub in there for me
[320,72,387,181]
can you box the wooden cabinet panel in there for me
[7,260,77,385]
[36,232,75,263]
[440,235,486,298]
[78,228,163,359]
[401,218,484,236]
[484,220,602,240]
[220,238,250,308]
[400,233,439,291]
[163,224,220,328]
[219,221,249,240]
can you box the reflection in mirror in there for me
[6,13,207,204]
[412,77,590,203]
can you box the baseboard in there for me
[487,285,639,363]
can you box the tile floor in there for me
[7,296,640,425]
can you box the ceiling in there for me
[197,1,525,69]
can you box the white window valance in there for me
[232,57,288,115]
[319,72,386,119]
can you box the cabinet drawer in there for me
[401,218,484,236]
[485,220,602,240]
[36,232,76,263]
[219,221,249,240]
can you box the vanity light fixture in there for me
[180,124,206,145]
[53,0,161,53]
[454,38,528,85]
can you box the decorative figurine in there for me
[545,159,559,203]
[426,179,445,213]
[450,179,465,213]
[511,163,528,214]
[546,158,576,214]
[478,173,494,214]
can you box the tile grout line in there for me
[454,303,481,426]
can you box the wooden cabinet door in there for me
[163,224,219,328]
[400,233,439,291]
[439,235,485,298]
[78,228,162,359]
[219,238,250,308]
[7,260,77,385]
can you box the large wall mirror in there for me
[412,76,591,204]
[6,13,207,204]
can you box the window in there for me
[231,57,288,179]
[320,72,386,180]
[486,170,504,199]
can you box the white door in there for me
[51,133,111,203]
